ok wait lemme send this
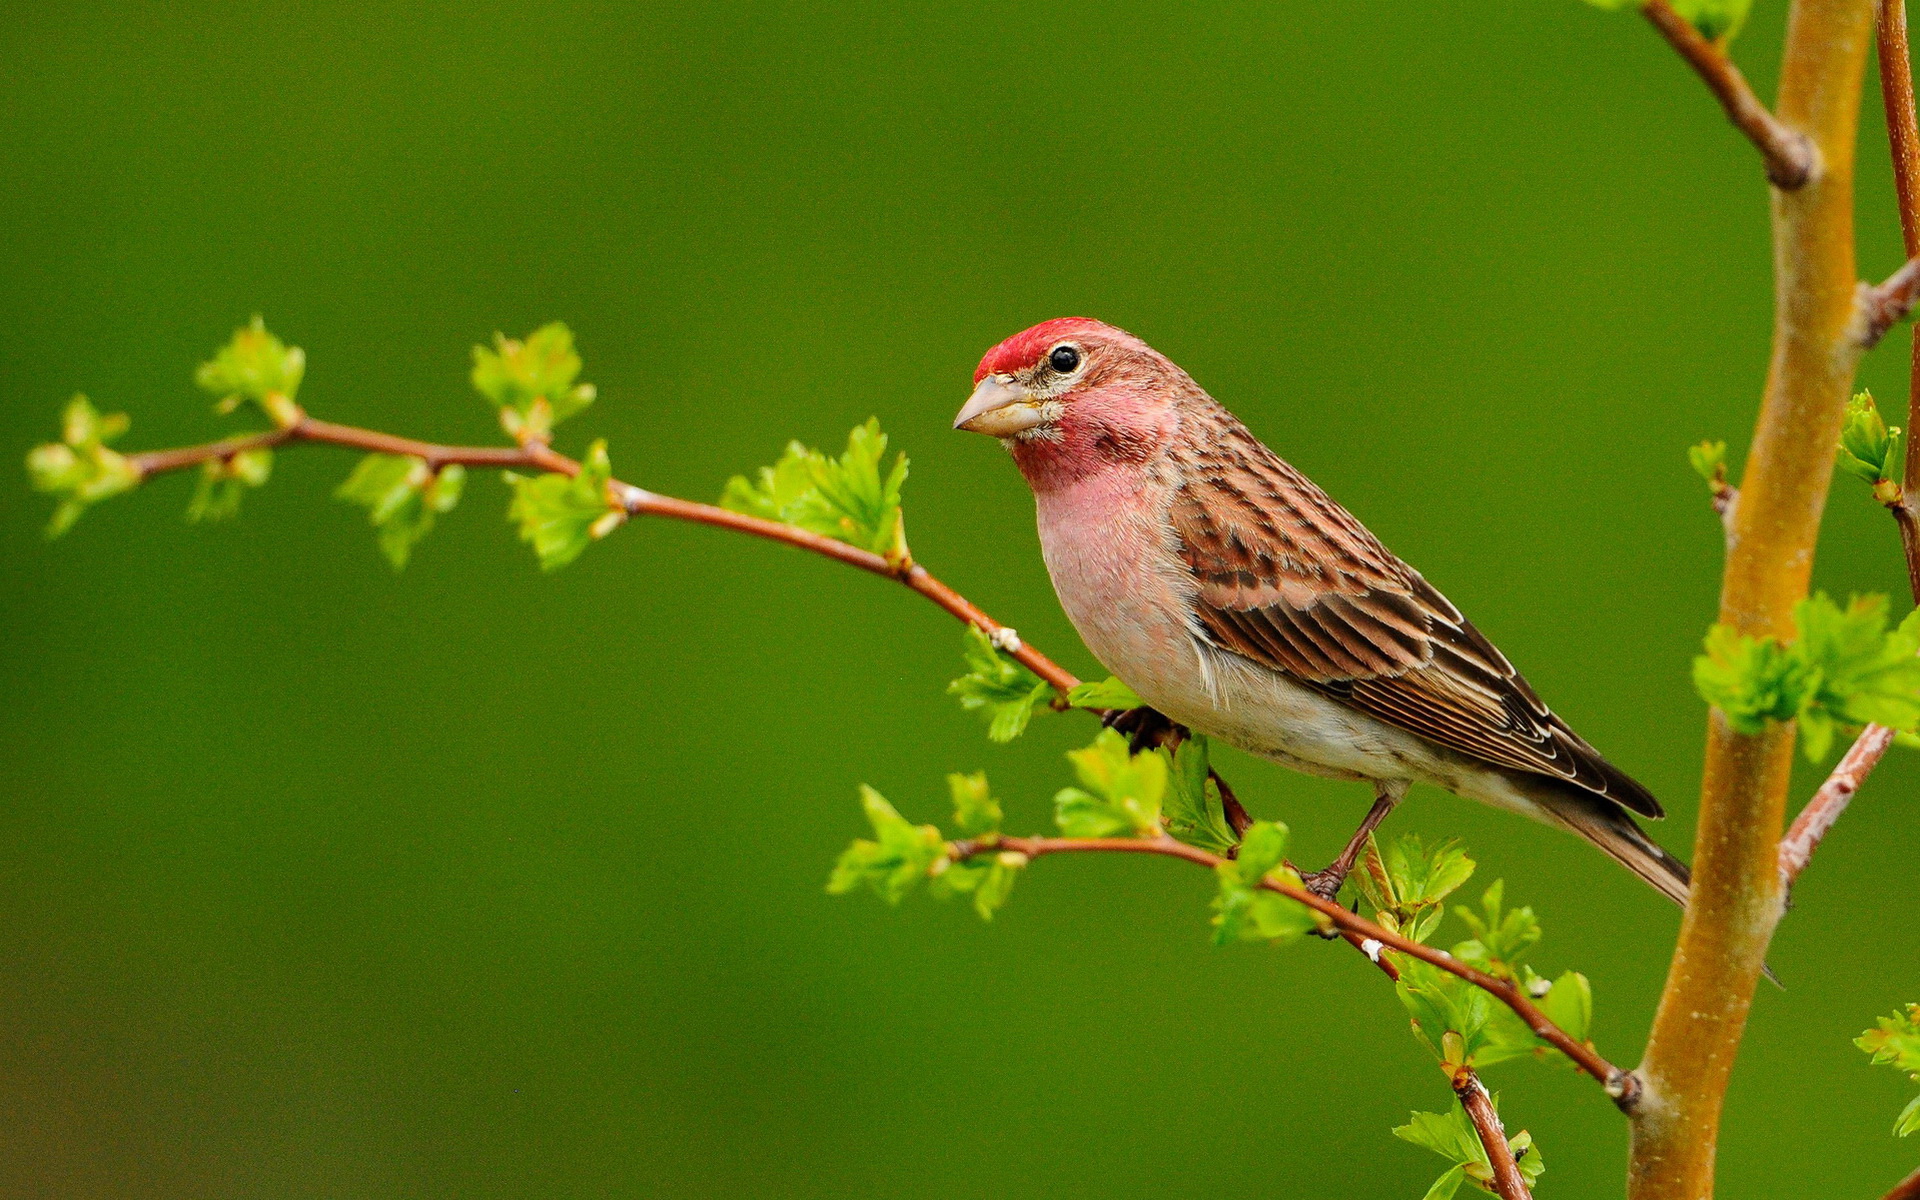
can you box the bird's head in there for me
[953,318,1187,487]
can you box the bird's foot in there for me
[1295,864,1352,938]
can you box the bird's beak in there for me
[953,375,1049,437]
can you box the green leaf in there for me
[1162,734,1240,854]
[719,418,908,556]
[1538,970,1595,1045]
[1395,957,1538,1069]
[1695,593,1920,759]
[1450,880,1541,980]
[930,850,1025,921]
[196,316,305,424]
[1356,834,1475,943]
[1688,439,1728,487]
[1394,1098,1544,1196]
[25,395,141,537]
[470,322,596,443]
[185,448,274,522]
[1670,0,1753,39]
[827,785,946,905]
[1066,677,1145,710]
[505,439,620,572]
[1858,1003,1920,1135]
[1839,390,1903,490]
[948,624,1054,742]
[1210,819,1323,945]
[946,770,1002,837]
[336,453,466,569]
[1053,729,1165,838]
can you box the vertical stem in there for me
[1629,1,1877,1198]
[1881,0,1920,563]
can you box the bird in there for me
[952,316,1690,908]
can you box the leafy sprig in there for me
[186,449,274,523]
[1857,1004,1920,1137]
[196,316,305,426]
[1210,820,1324,945]
[506,440,621,572]
[1053,728,1165,838]
[825,774,1024,920]
[471,322,596,444]
[336,454,467,569]
[1354,833,1476,944]
[1162,734,1240,854]
[720,419,908,559]
[26,396,141,537]
[949,625,1054,741]
[1838,390,1905,504]
[1694,592,1920,759]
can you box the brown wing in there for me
[1167,414,1661,818]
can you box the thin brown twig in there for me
[1641,0,1817,188]
[124,409,1083,693]
[1883,0,1920,602]
[1859,257,1920,347]
[1456,1070,1534,1200]
[949,833,1638,1110]
[1779,723,1896,884]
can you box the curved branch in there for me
[1643,0,1818,188]
[953,834,1638,1108]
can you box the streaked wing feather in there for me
[1168,413,1661,819]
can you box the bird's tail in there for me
[1533,783,1692,909]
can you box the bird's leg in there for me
[1299,781,1406,903]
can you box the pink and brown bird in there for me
[953,317,1689,906]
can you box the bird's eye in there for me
[1048,345,1081,374]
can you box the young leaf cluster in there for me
[1359,837,1595,1070]
[196,316,305,426]
[1210,820,1324,945]
[1394,1098,1544,1200]
[186,449,274,523]
[720,419,908,558]
[26,397,141,537]
[1053,729,1164,837]
[948,625,1053,742]
[471,323,596,444]
[1694,592,1920,758]
[336,454,467,569]
[1688,439,1729,492]
[506,440,620,572]
[826,774,1023,920]
[1162,735,1240,855]
[1857,1004,1920,1138]
[1838,390,1905,504]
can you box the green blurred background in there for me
[3,2,1917,1196]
